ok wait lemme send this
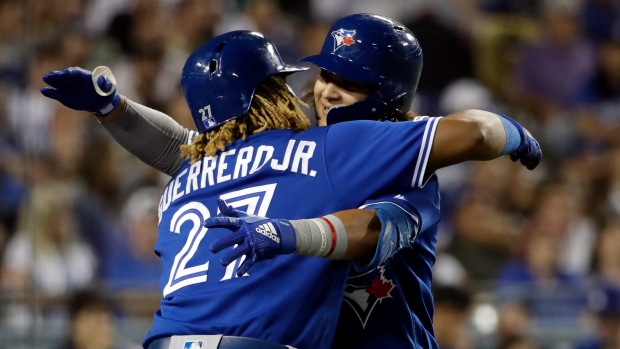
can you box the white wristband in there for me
[290,215,348,259]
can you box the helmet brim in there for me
[300,54,379,84]
[278,64,309,75]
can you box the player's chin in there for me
[315,111,327,127]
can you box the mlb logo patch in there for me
[183,341,203,349]
[332,29,356,51]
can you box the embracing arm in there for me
[100,96,190,176]
[205,191,436,276]
[40,66,191,176]
[426,109,541,175]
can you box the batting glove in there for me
[501,115,542,170]
[40,66,120,116]
[206,199,296,276]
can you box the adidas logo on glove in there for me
[256,223,280,243]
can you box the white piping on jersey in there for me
[417,117,441,188]
[411,117,441,188]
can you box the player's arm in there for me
[40,66,190,176]
[426,109,541,175]
[353,190,440,272]
[205,192,438,276]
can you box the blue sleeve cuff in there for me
[353,203,417,273]
[498,114,521,155]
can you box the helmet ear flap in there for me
[326,97,398,125]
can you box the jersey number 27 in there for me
[162,184,277,297]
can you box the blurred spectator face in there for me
[247,0,281,33]
[123,187,161,261]
[165,91,194,130]
[597,219,620,283]
[599,40,620,82]
[70,290,116,349]
[0,0,25,41]
[72,306,114,349]
[174,0,218,52]
[542,0,583,47]
[434,302,470,348]
[60,31,89,67]
[525,233,559,279]
[496,302,532,345]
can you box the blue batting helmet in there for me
[182,30,308,133]
[301,13,423,124]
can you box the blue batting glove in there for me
[501,115,542,170]
[206,199,296,276]
[217,198,248,218]
[40,66,120,116]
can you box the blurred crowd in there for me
[0,0,620,348]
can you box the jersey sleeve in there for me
[323,117,440,203]
[102,98,191,176]
[353,190,441,272]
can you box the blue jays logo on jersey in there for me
[183,341,203,349]
[343,265,395,328]
[332,29,356,51]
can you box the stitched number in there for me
[163,202,211,297]
[218,183,277,280]
[162,184,278,295]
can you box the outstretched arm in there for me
[426,109,541,175]
[40,66,190,176]
[100,96,190,176]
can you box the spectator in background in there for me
[107,0,182,112]
[73,137,124,275]
[1,181,96,297]
[169,0,220,55]
[433,285,473,349]
[448,159,522,281]
[103,186,161,316]
[494,300,539,349]
[577,38,620,151]
[406,11,475,115]
[593,219,620,287]
[511,0,596,160]
[215,0,304,63]
[495,184,591,344]
[0,0,27,87]
[55,289,136,349]
[576,282,620,349]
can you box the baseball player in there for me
[204,14,541,349]
[44,19,540,347]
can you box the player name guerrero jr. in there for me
[159,139,317,215]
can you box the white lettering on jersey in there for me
[250,145,274,174]
[186,161,201,193]
[159,141,318,216]
[172,168,187,202]
[234,146,254,179]
[291,141,317,177]
[201,157,216,187]
[216,149,235,183]
[271,140,295,170]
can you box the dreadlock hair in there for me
[181,75,310,163]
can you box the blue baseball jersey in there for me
[144,117,440,349]
[333,176,441,349]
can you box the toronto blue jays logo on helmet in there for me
[331,29,356,51]
[183,341,203,349]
